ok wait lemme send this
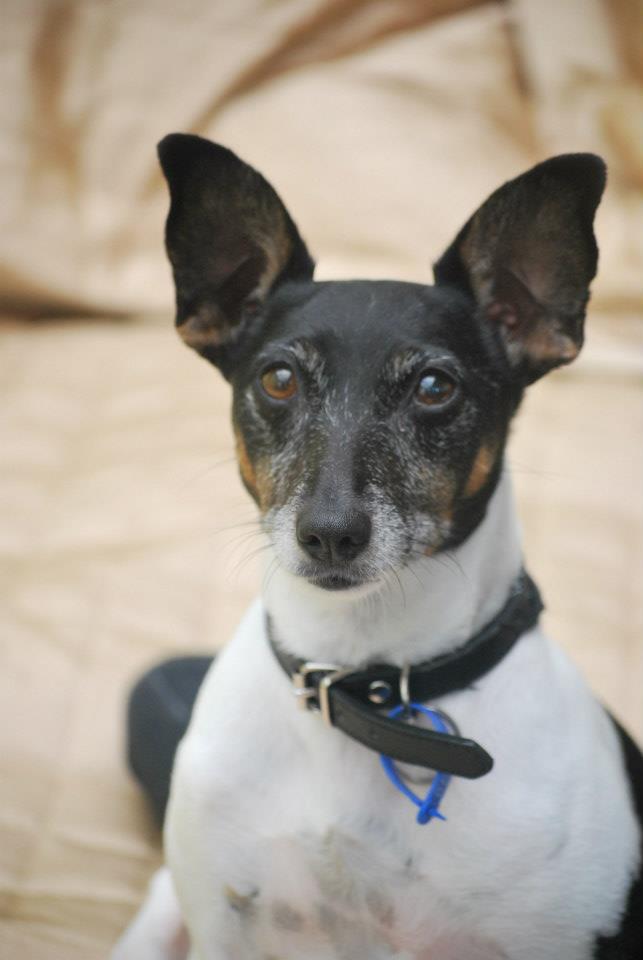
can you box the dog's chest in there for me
[208,808,504,960]
[170,709,555,960]
[170,697,512,958]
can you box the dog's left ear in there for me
[433,154,606,383]
[158,134,314,374]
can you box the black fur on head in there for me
[158,136,606,590]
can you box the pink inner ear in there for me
[485,266,542,345]
[486,300,519,330]
[484,268,581,370]
[485,294,579,368]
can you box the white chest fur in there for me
[164,478,639,960]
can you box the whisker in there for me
[390,565,406,608]
[228,542,272,581]
[404,562,426,590]
[214,517,263,532]
[221,528,267,551]
[405,537,466,582]
[441,550,468,581]
[422,552,457,577]
[173,455,239,495]
[505,458,563,480]
[262,556,282,594]
[204,518,265,548]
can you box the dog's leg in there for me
[112,866,189,960]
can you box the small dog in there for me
[114,137,642,959]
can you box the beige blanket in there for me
[1,1,642,957]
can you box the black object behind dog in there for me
[127,656,213,826]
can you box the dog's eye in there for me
[260,365,298,401]
[415,370,456,407]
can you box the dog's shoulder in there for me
[593,715,643,959]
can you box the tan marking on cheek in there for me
[424,503,454,557]
[416,467,456,556]
[464,444,496,498]
[235,431,258,493]
[254,471,273,511]
[235,431,274,510]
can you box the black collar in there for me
[267,570,543,779]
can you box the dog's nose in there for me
[296,506,371,563]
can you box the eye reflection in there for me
[416,370,456,407]
[260,365,298,400]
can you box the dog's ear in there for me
[158,134,314,373]
[433,154,606,383]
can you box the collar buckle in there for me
[292,662,354,726]
[292,662,340,711]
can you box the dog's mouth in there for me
[298,557,375,592]
[307,572,366,591]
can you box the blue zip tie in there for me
[380,703,452,825]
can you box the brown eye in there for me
[416,370,456,407]
[260,365,297,400]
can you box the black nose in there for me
[296,506,372,563]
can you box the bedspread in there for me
[1,1,641,956]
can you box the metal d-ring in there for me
[398,662,461,735]
[399,662,412,712]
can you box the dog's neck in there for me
[263,470,524,667]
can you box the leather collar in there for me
[266,570,543,779]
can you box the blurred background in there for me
[1,1,642,957]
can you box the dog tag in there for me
[380,704,452,825]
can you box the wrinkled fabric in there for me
[0,1,641,957]
[1,0,642,315]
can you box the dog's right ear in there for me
[158,134,314,374]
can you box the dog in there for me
[113,136,642,960]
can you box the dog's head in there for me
[158,136,605,592]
